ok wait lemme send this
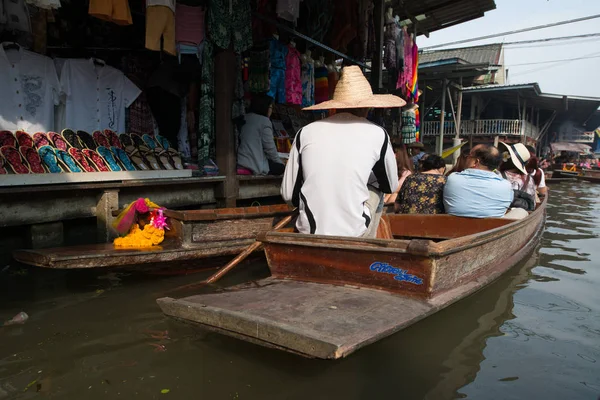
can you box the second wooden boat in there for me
[13,205,293,270]
[158,198,546,359]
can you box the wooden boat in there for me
[157,198,546,359]
[13,204,293,270]
[550,169,579,179]
[577,175,600,184]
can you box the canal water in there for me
[1,182,599,399]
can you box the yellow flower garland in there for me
[113,224,165,248]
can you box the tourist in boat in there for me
[384,142,413,206]
[446,147,471,176]
[407,142,426,170]
[281,66,403,237]
[525,145,547,198]
[395,154,447,214]
[443,144,515,218]
[498,142,535,201]
[237,94,286,176]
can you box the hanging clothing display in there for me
[88,0,132,25]
[314,65,329,104]
[396,28,412,92]
[197,40,215,166]
[207,0,253,53]
[301,57,314,107]
[302,0,332,45]
[0,44,60,133]
[248,46,270,93]
[1,0,31,33]
[175,3,205,46]
[383,16,397,70]
[276,0,301,25]
[327,67,338,99]
[25,0,60,9]
[327,0,357,53]
[252,0,276,43]
[285,45,302,105]
[267,38,288,103]
[122,55,157,136]
[145,3,176,55]
[357,0,373,60]
[60,58,141,134]
[401,108,416,144]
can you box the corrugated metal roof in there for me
[390,0,497,36]
[420,44,503,66]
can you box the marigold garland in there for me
[113,224,165,248]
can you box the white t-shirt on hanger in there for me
[60,58,141,134]
[0,44,60,133]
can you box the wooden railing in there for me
[422,119,540,138]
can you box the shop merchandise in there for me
[401,107,416,144]
[284,43,302,105]
[383,11,399,70]
[252,0,276,44]
[197,40,215,166]
[396,28,412,92]
[88,0,132,25]
[59,58,141,135]
[207,0,252,53]
[267,37,288,103]
[25,0,60,9]
[0,0,31,33]
[314,64,328,104]
[357,0,373,59]
[248,46,270,93]
[145,4,176,55]
[301,51,314,107]
[175,3,205,46]
[0,43,60,133]
[276,0,301,25]
[326,0,357,53]
[302,0,332,46]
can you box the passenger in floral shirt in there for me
[396,154,447,214]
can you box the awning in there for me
[550,142,592,153]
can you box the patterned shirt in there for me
[396,173,447,214]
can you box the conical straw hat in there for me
[303,65,407,110]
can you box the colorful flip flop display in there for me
[38,146,63,173]
[1,145,30,174]
[0,130,188,175]
[20,146,46,173]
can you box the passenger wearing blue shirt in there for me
[408,142,426,169]
[444,144,514,218]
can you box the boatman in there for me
[281,66,404,237]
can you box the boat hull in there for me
[157,200,546,358]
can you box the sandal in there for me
[82,149,110,172]
[104,130,123,149]
[16,131,34,148]
[0,131,17,148]
[122,145,149,170]
[142,134,159,150]
[68,148,96,172]
[131,133,147,149]
[62,129,84,150]
[1,145,31,174]
[19,146,46,173]
[111,146,136,171]
[167,148,184,169]
[156,149,174,170]
[119,133,134,147]
[96,146,122,171]
[38,146,63,173]
[0,153,7,174]
[140,149,161,170]
[93,131,111,148]
[155,135,171,150]
[48,132,69,151]
[56,150,82,172]
[33,132,51,149]
[77,131,97,150]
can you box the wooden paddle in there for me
[165,212,295,294]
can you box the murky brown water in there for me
[1,182,599,399]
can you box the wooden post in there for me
[420,81,426,132]
[437,78,447,156]
[370,0,384,91]
[520,98,527,144]
[453,77,463,164]
[96,189,119,242]
[214,49,238,208]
